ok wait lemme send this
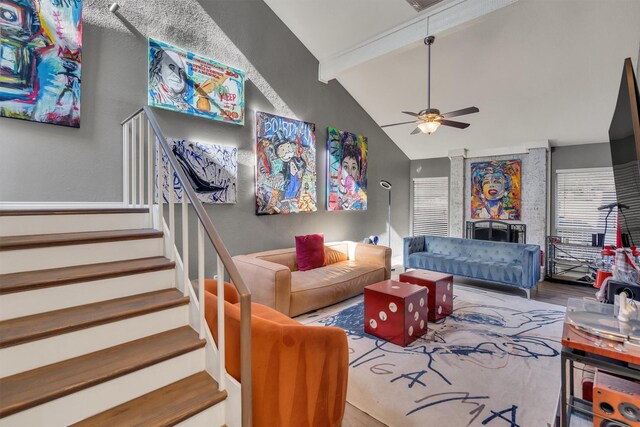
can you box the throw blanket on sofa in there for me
[404,236,540,294]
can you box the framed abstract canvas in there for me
[470,160,521,220]
[0,0,83,127]
[160,139,237,204]
[148,39,245,125]
[327,127,368,211]
[255,112,317,215]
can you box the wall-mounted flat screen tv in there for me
[609,58,640,247]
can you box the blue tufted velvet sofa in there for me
[404,235,541,298]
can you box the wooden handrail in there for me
[140,106,252,427]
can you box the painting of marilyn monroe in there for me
[470,160,521,220]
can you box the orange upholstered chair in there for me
[203,279,349,427]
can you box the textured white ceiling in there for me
[266,0,640,159]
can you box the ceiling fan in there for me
[381,36,479,135]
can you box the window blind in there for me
[413,177,449,237]
[556,168,618,246]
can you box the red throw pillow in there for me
[295,234,326,271]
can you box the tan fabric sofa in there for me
[233,241,391,317]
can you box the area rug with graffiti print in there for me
[297,285,565,427]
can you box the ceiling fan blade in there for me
[381,120,420,128]
[441,106,479,118]
[440,119,470,129]
[410,127,422,135]
[402,111,420,117]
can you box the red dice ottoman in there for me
[399,270,453,322]
[364,280,428,347]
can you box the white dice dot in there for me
[447,283,451,291]
[414,311,419,321]
[420,298,425,307]
[408,303,414,312]
[420,319,425,329]
[438,306,443,315]
[442,294,447,302]
[379,311,387,321]
[391,285,400,289]
[369,318,377,329]
[408,326,414,336]
[389,302,397,312]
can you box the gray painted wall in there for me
[0,0,410,261]
[410,158,451,180]
[550,142,612,235]
[409,157,450,236]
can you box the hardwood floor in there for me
[341,269,595,427]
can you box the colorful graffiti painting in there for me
[0,0,83,127]
[470,160,521,220]
[160,139,237,204]
[148,39,245,125]
[255,112,317,215]
[327,127,368,211]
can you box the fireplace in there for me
[466,220,526,244]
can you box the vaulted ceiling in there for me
[265,0,640,159]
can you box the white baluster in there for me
[131,116,137,207]
[138,113,144,208]
[157,137,164,231]
[122,121,130,206]
[217,254,226,391]
[182,194,189,297]
[169,164,176,263]
[146,117,153,225]
[198,223,204,339]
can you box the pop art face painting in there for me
[0,0,83,127]
[327,127,368,211]
[470,160,521,220]
[255,112,317,215]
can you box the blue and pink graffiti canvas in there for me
[255,112,317,215]
[148,39,245,125]
[0,0,82,127]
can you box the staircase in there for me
[0,208,227,426]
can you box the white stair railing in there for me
[121,107,252,427]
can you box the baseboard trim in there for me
[0,202,128,210]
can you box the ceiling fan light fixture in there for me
[380,35,479,134]
[418,120,441,134]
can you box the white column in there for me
[524,146,548,250]
[448,149,467,238]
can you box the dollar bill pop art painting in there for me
[148,39,245,125]
[470,160,521,220]
[255,112,317,215]
[0,0,83,127]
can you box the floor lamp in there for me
[379,180,392,248]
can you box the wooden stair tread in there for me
[0,327,205,418]
[0,289,189,349]
[70,372,226,427]
[0,229,163,251]
[0,208,148,216]
[0,257,175,295]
